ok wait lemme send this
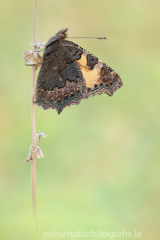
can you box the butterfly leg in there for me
[30,59,51,66]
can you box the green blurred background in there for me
[0,0,160,239]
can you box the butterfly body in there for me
[34,29,123,114]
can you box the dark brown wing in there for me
[34,42,87,114]
[61,40,123,99]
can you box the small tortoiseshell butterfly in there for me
[34,29,123,114]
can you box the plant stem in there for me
[34,0,38,47]
[31,0,39,229]
[31,66,37,226]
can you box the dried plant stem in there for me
[34,0,38,47]
[31,66,37,226]
[31,0,39,229]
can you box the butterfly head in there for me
[45,28,68,47]
[56,28,68,39]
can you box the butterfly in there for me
[34,28,123,114]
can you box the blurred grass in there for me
[0,0,160,239]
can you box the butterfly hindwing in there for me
[35,41,87,114]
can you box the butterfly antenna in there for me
[67,36,108,40]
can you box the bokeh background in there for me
[0,0,160,239]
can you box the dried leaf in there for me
[23,50,43,68]
[26,145,44,162]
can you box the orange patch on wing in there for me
[76,53,102,89]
